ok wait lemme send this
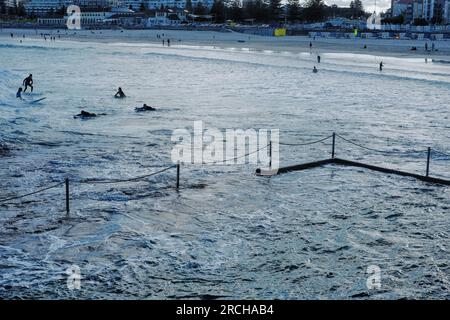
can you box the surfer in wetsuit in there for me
[313,66,318,73]
[114,87,126,98]
[135,104,156,112]
[23,74,33,92]
[74,110,97,119]
[16,87,23,99]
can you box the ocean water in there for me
[0,38,449,299]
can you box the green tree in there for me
[253,0,269,23]
[17,2,26,16]
[269,0,282,22]
[0,0,7,15]
[185,0,193,12]
[302,0,325,22]
[195,1,207,15]
[412,17,428,26]
[287,0,301,22]
[228,0,242,21]
[350,0,364,18]
[210,0,226,22]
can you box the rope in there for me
[279,135,334,146]
[335,134,427,155]
[200,143,269,165]
[433,149,450,158]
[0,181,65,203]
[78,165,176,185]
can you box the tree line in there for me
[200,0,365,24]
[0,0,366,23]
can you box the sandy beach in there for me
[2,28,450,60]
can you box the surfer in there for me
[16,87,23,99]
[74,110,99,119]
[23,74,33,92]
[313,66,318,73]
[135,104,156,112]
[114,87,126,98]
[379,61,383,71]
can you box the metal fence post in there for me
[65,178,70,216]
[332,132,336,159]
[176,162,180,189]
[269,140,272,169]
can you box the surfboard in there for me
[30,97,46,104]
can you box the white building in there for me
[444,0,450,22]
[38,9,113,25]
[146,0,213,10]
[392,0,413,16]
[147,8,187,25]
[5,0,27,7]
[24,0,73,16]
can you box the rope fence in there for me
[1,132,448,213]
[274,132,449,180]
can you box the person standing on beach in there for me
[309,42,312,50]
[379,62,383,71]
[167,39,170,47]
[317,55,321,63]
[425,42,428,51]
[162,39,165,46]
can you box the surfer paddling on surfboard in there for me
[135,104,156,112]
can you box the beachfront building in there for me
[444,0,450,22]
[5,0,27,8]
[147,8,187,25]
[24,0,74,16]
[392,0,414,22]
[417,0,446,21]
[38,9,113,25]
[146,0,213,10]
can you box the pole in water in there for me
[176,162,180,189]
[65,178,70,216]
[269,141,272,169]
[332,132,336,159]
[426,147,431,177]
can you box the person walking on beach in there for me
[425,42,428,51]
[317,55,321,63]
[379,61,383,71]
[162,39,165,46]
[23,74,33,92]
[167,39,170,47]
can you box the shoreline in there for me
[1,28,450,61]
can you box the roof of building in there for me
[395,0,413,4]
